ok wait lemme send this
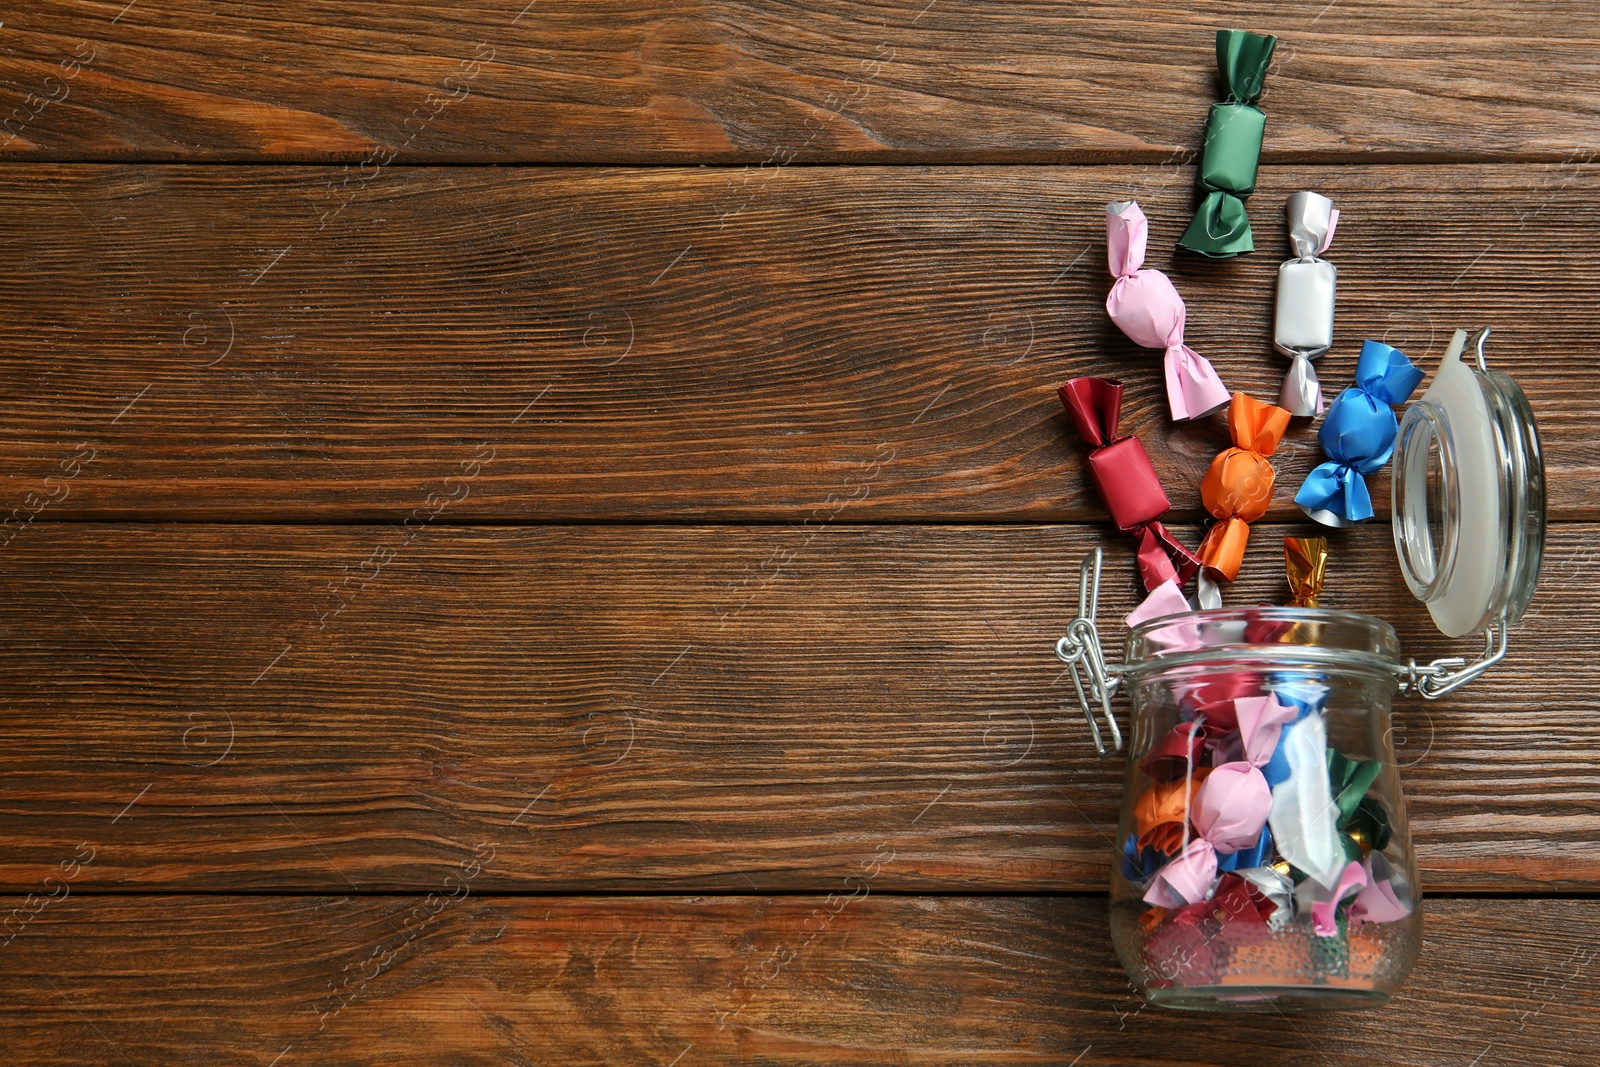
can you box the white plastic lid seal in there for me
[1391,327,1545,638]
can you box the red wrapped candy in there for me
[1208,872,1276,946]
[1140,721,1208,783]
[1058,377,1201,591]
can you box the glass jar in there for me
[1057,327,1544,1011]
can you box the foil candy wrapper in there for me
[1284,536,1328,607]
[1274,192,1340,416]
[1058,377,1203,591]
[1295,340,1426,527]
[1178,29,1279,259]
[1197,392,1292,581]
[1105,200,1231,422]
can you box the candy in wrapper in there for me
[1178,30,1279,258]
[1145,694,1292,908]
[1327,749,1390,863]
[1140,720,1207,783]
[1298,859,1368,938]
[1349,852,1414,925]
[1196,393,1292,581]
[1122,833,1168,885]
[1058,377,1202,590]
[1216,824,1273,872]
[1284,536,1327,607]
[1231,865,1295,930]
[1274,192,1340,416]
[1105,201,1230,421]
[1295,340,1426,526]
[1208,872,1277,946]
[1134,768,1210,855]
[1124,578,1191,629]
[1265,707,1345,886]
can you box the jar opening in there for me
[1123,607,1403,682]
[1389,328,1545,638]
[1393,401,1457,603]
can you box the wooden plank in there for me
[2,522,1593,894]
[0,893,1593,1065]
[3,2,1599,164]
[3,163,1597,523]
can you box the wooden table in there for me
[3,4,1597,1064]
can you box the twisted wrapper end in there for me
[1057,377,1123,448]
[1179,189,1254,258]
[1197,516,1252,581]
[1216,29,1278,105]
[1134,521,1202,590]
[1286,192,1338,261]
[1105,200,1149,279]
[1284,536,1328,607]
[1164,344,1231,421]
[1354,340,1426,405]
[1278,353,1326,417]
[1228,392,1292,456]
[1295,461,1371,528]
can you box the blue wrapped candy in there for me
[1121,832,1167,885]
[1216,824,1274,872]
[1295,341,1425,526]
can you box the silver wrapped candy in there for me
[1234,866,1295,931]
[1273,192,1339,416]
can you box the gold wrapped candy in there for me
[1285,536,1328,607]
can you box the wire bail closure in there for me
[1054,549,1124,756]
[1394,614,1510,699]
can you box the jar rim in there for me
[1390,327,1545,638]
[1122,606,1403,681]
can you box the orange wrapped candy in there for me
[1198,393,1292,581]
[1134,767,1210,854]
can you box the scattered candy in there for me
[1274,192,1340,415]
[1198,393,1292,581]
[1284,536,1328,607]
[1059,377,1201,590]
[1296,340,1426,526]
[1179,30,1279,258]
[1105,201,1230,421]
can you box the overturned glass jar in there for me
[1055,327,1543,1011]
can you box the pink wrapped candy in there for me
[1141,694,1294,908]
[1105,201,1231,422]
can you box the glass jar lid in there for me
[1391,327,1545,639]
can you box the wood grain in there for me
[1,893,1594,1066]
[3,2,1599,164]
[3,163,1597,523]
[2,522,1594,894]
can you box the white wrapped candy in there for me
[1273,192,1339,416]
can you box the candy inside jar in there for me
[1057,326,1545,1011]
[1110,610,1420,1010]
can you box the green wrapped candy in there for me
[1179,29,1278,258]
[1327,749,1382,824]
[1326,750,1392,858]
